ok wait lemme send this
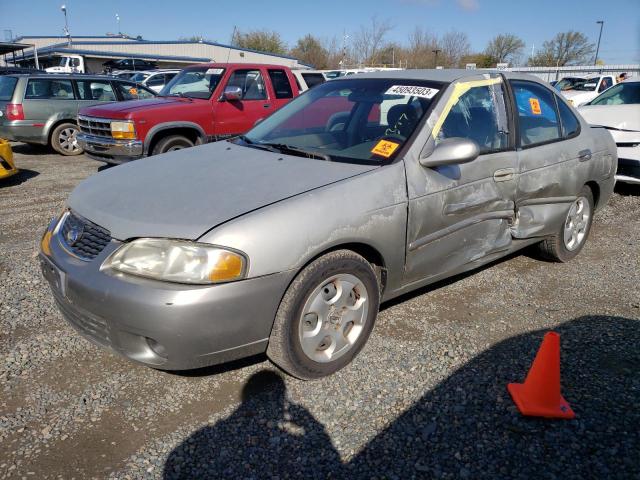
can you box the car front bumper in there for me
[39,219,294,370]
[616,147,640,185]
[77,133,144,164]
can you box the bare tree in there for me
[440,31,471,67]
[406,26,439,68]
[351,15,394,65]
[528,31,595,66]
[485,34,525,65]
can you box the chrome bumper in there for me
[77,132,143,164]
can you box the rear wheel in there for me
[267,250,380,380]
[51,122,82,156]
[538,186,594,262]
[152,135,194,155]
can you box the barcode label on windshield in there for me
[385,85,439,99]
[206,68,224,75]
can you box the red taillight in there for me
[6,104,25,121]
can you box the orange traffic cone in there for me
[507,331,575,419]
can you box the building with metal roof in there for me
[5,35,310,72]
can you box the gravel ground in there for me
[1,144,639,479]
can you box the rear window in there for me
[0,76,17,101]
[301,73,326,89]
[25,79,74,100]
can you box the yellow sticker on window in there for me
[371,139,400,158]
[529,98,542,115]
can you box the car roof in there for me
[9,73,121,80]
[184,62,293,70]
[330,69,548,84]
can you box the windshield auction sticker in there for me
[371,139,400,158]
[206,68,224,75]
[529,98,542,115]
[385,85,439,99]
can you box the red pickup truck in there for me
[76,63,300,163]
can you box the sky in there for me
[1,0,639,64]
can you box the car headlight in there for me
[102,238,247,284]
[111,121,136,140]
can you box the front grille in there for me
[52,289,111,347]
[59,211,111,260]
[78,115,112,139]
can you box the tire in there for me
[267,250,380,380]
[538,186,594,262]
[51,122,82,156]
[151,135,194,155]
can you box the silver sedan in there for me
[40,70,616,379]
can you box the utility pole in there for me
[594,20,604,65]
[61,4,71,46]
[432,49,440,68]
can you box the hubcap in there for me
[298,274,369,363]
[59,127,80,153]
[563,196,591,251]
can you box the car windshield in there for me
[589,82,640,105]
[241,78,443,165]
[571,79,599,91]
[555,78,584,91]
[159,67,225,99]
[130,72,150,82]
[0,76,18,101]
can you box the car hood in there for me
[577,104,640,132]
[79,97,191,118]
[68,141,378,241]
[562,90,596,104]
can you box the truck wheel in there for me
[538,185,594,262]
[152,135,194,155]
[51,123,83,156]
[267,250,380,380]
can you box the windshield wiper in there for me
[258,143,332,161]
[237,135,280,153]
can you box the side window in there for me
[598,77,612,93]
[76,80,116,101]
[301,73,326,89]
[115,82,155,100]
[436,82,509,153]
[25,79,74,100]
[226,69,267,100]
[556,96,580,138]
[147,75,165,87]
[165,73,177,83]
[268,69,293,99]
[511,80,561,147]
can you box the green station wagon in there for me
[0,74,156,155]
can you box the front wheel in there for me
[538,186,594,262]
[152,135,194,155]
[267,250,380,380]
[51,123,83,156]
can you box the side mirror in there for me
[419,137,479,168]
[222,86,242,101]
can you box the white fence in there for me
[503,64,640,82]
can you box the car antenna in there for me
[225,26,237,66]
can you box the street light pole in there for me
[594,20,604,66]
[432,49,440,68]
[116,13,121,36]
[61,4,71,46]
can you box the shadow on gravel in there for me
[614,182,640,196]
[163,316,639,479]
[0,168,40,187]
[9,143,51,155]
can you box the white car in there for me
[129,69,181,92]
[291,70,326,92]
[578,79,640,184]
[561,74,617,106]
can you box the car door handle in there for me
[578,149,592,162]
[263,104,271,109]
[493,168,515,182]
